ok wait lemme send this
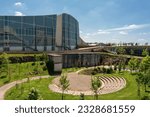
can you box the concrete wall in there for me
[62,53,102,68]
[54,63,62,71]
[48,54,62,72]
[55,15,62,50]
[62,53,129,68]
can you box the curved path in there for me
[0,75,50,100]
[49,72,126,95]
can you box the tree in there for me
[142,48,149,57]
[118,62,122,72]
[128,58,139,73]
[116,47,126,55]
[136,73,143,98]
[140,56,150,73]
[41,52,48,62]
[28,87,42,100]
[59,73,69,100]
[0,52,11,81]
[122,62,126,71]
[114,64,117,71]
[142,69,150,92]
[33,55,40,74]
[130,49,134,55]
[91,76,101,100]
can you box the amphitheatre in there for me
[49,71,126,95]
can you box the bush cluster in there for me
[91,67,113,75]
[8,56,42,63]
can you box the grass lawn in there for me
[6,53,42,57]
[0,61,48,87]
[5,71,149,100]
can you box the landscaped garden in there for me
[4,71,149,100]
[0,51,150,100]
[0,53,48,87]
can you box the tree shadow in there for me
[0,75,7,79]
[4,80,10,84]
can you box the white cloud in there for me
[139,32,150,35]
[86,33,90,36]
[136,38,148,44]
[15,11,24,16]
[108,24,150,31]
[81,24,150,43]
[93,24,150,36]
[14,2,23,7]
[97,30,110,34]
[119,31,128,35]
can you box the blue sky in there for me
[0,0,150,44]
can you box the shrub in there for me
[80,93,85,100]
[28,87,42,100]
[31,62,35,66]
[42,66,47,71]
[46,60,54,75]
[97,67,101,73]
[109,67,113,73]
[118,63,122,72]
[102,67,107,73]
[93,67,98,72]
[91,70,97,75]
[106,67,113,74]
[33,68,39,75]
[40,62,44,65]
[114,64,117,71]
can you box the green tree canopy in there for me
[130,49,134,55]
[0,53,10,80]
[128,58,140,72]
[142,48,149,57]
[91,76,101,100]
[116,47,126,55]
[0,52,9,71]
[136,72,143,97]
[142,69,150,92]
[59,73,69,100]
[140,56,150,72]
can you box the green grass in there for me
[0,61,48,87]
[5,71,149,100]
[6,53,42,57]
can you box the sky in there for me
[0,0,150,44]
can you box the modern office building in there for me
[0,13,84,52]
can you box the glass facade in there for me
[0,13,79,51]
[62,14,79,50]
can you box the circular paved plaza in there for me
[49,72,126,95]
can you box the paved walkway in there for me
[0,75,50,100]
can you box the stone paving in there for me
[49,72,126,95]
